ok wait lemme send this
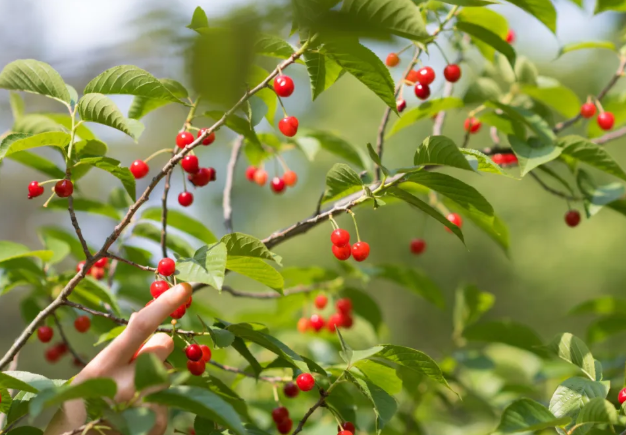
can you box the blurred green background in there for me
[1,0,626,392]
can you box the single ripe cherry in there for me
[45,346,62,363]
[74,316,91,333]
[186,296,193,308]
[492,154,506,165]
[270,177,286,194]
[185,344,203,362]
[565,210,581,227]
[414,83,431,100]
[94,257,108,268]
[246,166,257,181]
[37,326,54,343]
[284,382,299,398]
[464,117,481,133]
[445,213,463,233]
[580,103,596,119]
[277,419,293,435]
[198,128,216,145]
[272,407,289,424]
[279,116,299,137]
[310,314,325,332]
[443,64,462,83]
[314,294,328,309]
[618,387,626,404]
[188,168,210,187]
[54,180,73,198]
[397,98,407,113]
[341,422,356,433]
[187,359,206,376]
[27,181,44,199]
[181,155,200,174]
[274,75,295,97]
[91,267,105,280]
[158,258,176,276]
[410,238,426,255]
[297,317,310,333]
[130,160,149,179]
[200,344,212,362]
[283,170,298,187]
[296,373,315,391]
[351,241,370,262]
[76,260,90,274]
[332,244,351,261]
[150,280,170,299]
[506,29,515,44]
[338,431,353,435]
[254,169,268,186]
[327,313,342,333]
[339,313,354,328]
[331,229,350,247]
[170,304,187,319]
[597,112,615,130]
[386,53,400,67]
[176,132,194,148]
[178,192,194,207]
[504,153,518,165]
[417,67,435,85]
[405,70,420,84]
[336,298,352,314]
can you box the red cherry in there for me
[310,314,325,332]
[130,160,149,179]
[386,53,400,67]
[254,169,268,186]
[55,343,68,355]
[185,344,203,362]
[296,373,315,391]
[417,67,435,85]
[580,103,596,119]
[277,419,293,435]
[188,167,215,187]
[351,241,370,262]
[297,317,310,332]
[178,192,194,207]
[336,298,352,314]
[94,257,108,268]
[200,344,212,362]
[207,167,216,181]
[150,280,170,299]
[245,166,257,181]
[186,296,193,308]
[338,431,353,435]
[54,180,73,198]
[158,258,176,276]
[279,116,299,137]
[38,326,54,343]
[597,112,615,130]
[181,155,200,174]
[492,154,506,165]
[170,304,187,319]
[27,181,44,199]
[405,70,420,84]
[272,407,289,424]
[445,213,463,233]
[274,75,295,97]
[284,382,299,398]
[338,312,353,328]
[397,98,407,113]
[443,64,462,83]
[327,313,342,332]
[618,387,626,404]
[189,429,196,435]
[331,229,350,247]
[270,177,286,194]
[76,260,91,274]
[187,359,206,376]
[314,294,328,309]
[410,238,426,255]
[332,244,351,261]
[414,83,431,100]
[176,132,194,148]
[464,117,481,133]
[506,29,515,44]
[504,153,518,164]
[341,422,356,433]
[565,210,581,227]
[91,267,105,280]
[74,316,91,333]
[283,170,298,187]
[198,128,216,146]
[45,347,62,363]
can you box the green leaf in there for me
[463,320,547,356]
[6,427,43,435]
[9,92,25,119]
[176,243,228,290]
[586,314,626,344]
[372,264,445,308]
[322,36,396,110]
[226,257,284,293]
[505,0,557,33]
[30,378,117,417]
[439,0,499,5]
[78,93,144,141]
[414,136,474,171]
[0,241,53,263]
[577,397,620,425]
[38,226,86,260]
[294,130,364,168]
[220,233,280,264]
[508,136,562,176]
[142,208,216,244]
[559,41,616,56]
[343,287,383,332]
[489,101,555,145]
[128,79,189,120]
[2,372,56,393]
[47,199,121,220]
[548,333,597,380]
[231,337,263,377]
[459,148,513,177]
[84,65,183,104]
[205,111,260,145]
[336,328,354,364]
[74,139,108,158]
[187,6,209,30]
[464,78,503,104]
[132,222,195,257]
[0,59,71,105]
[110,408,156,435]
[0,132,70,161]
[134,353,169,392]
[75,277,122,316]
[456,22,516,67]
[453,285,495,336]
[323,163,364,203]
[303,52,344,100]
[569,296,626,316]
[344,371,397,432]
[595,0,626,13]
[549,377,611,432]
[367,143,389,176]
[38,230,71,265]
[497,398,571,433]
[515,56,539,86]
[387,98,464,137]
[0,372,39,393]
[522,81,582,118]
[76,156,136,200]
[558,135,626,181]
[457,8,508,61]
[94,325,126,346]
[145,386,246,435]
[583,182,625,217]
[341,0,429,41]
[254,34,295,60]
[7,151,65,179]
[354,359,402,396]
[0,387,11,415]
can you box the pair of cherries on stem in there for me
[150,258,193,320]
[28,179,74,200]
[185,343,212,376]
[580,101,615,131]
[331,228,370,262]
[273,74,300,138]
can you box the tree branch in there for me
[592,126,626,145]
[160,166,173,259]
[292,389,330,435]
[60,418,105,435]
[223,136,244,233]
[105,252,157,273]
[67,195,92,260]
[51,312,86,366]
[529,172,582,201]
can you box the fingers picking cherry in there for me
[284,382,299,398]
[414,83,431,100]
[443,64,462,83]
[598,112,615,130]
[274,75,295,97]
[130,160,149,179]
[332,244,351,261]
[565,210,581,227]
[182,155,200,174]
[283,170,298,187]
[150,280,170,299]
[158,258,176,276]
[198,128,216,145]
[417,66,435,85]
[54,180,73,198]
[279,116,299,137]
[185,344,203,362]
[200,344,212,362]
[187,359,206,376]
[410,238,426,255]
[580,103,596,119]
[27,181,44,199]
[270,177,286,194]
[386,53,400,67]
[74,316,91,333]
[37,326,53,343]
[176,132,194,148]
[296,373,315,391]
[351,241,370,262]
[178,191,194,207]
[246,166,257,181]
[464,117,481,133]
[314,294,328,309]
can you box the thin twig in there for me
[592,126,626,145]
[223,136,244,233]
[105,252,157,273]
[67,195,92,260]
[292,389,330,435]
[529,172,582,201]
[52,312,86,366]
[160,161,174,259]
[59,418,104,435]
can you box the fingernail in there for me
[175,282,192,297]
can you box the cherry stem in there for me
[42,190,57,208]
[144,148,174,163]
[432,41,451,65]
[396,43,414,56]
[594,97,605,113]
[275,92,289,118]
[328,216,339,230]
[38,179,62,186]
[181,166,188,192]
[272,384,280,403]
[276,153,289,172]
[347,210,361,242]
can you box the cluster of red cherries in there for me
[271,373,317,434]
[245,166,298,194]
[37,315,90,364]
[330,228,370,262]
[147,258,193,321]
[298,296,354,333]
[580,101,615,131]
[184,342,213,376]
[27,179,74,200]
[77,257,109,281]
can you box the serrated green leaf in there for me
[294,130,364,168]
[414,136,474,171]
[110,408,156,435]
[586,314,626,344]
[226,257,284,293]
[489,101,555,145]
[5,427,43,435]
[453,285,495,336]
[344,370,397,432]
[323,163,364,203]
[341,0,429,41]
[176,243,228,290]
[254,34,295,60]
[0,59,71,105]
[559,41,616,56]
[30,378,117,417]
[220,233,280,264]
[505,0,556,32]
[577,397,620,425]
[47,198,121,220]
[569,296,626,316]
[128,78,189,120]
[38,227,86,260]
[9,91,25,119]
[497,398,571,433]
[304,51,344,100]
[343,287,382,332]
[460,148,514,177]
[142,208,216,244]
[595,0,626,13]
[205,110,259,145]
[0,372,39,393]
[464,320,547,356]
[583,182,625,217]
[457,8,508,62]
[78,93,144,141]
[7,151,65,178]
[0,132,70,162]
[387,97,463,137]
[508,136,562,176]
[456,21,516,67]
[367,142,389,176]
[134,353,169,392]
[74,277,121,316]
[549,377,610,432]
[38,230,71,265]
[372,264,445,308]
[76,156,136,200]
[558,135,626,181]
[522,81,582,118]
[464,77,503,104]
[0,241,53,263]
[548,333,597,380]
[187,6,209,30]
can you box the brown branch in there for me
[292,389,330,435]
[67,195,92,260]
[105,252,157,273]
[529,172,582,201]
[51,312,87,366]
[592,126,626,145]
[223,136,244,233]
[160,167,173,259]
